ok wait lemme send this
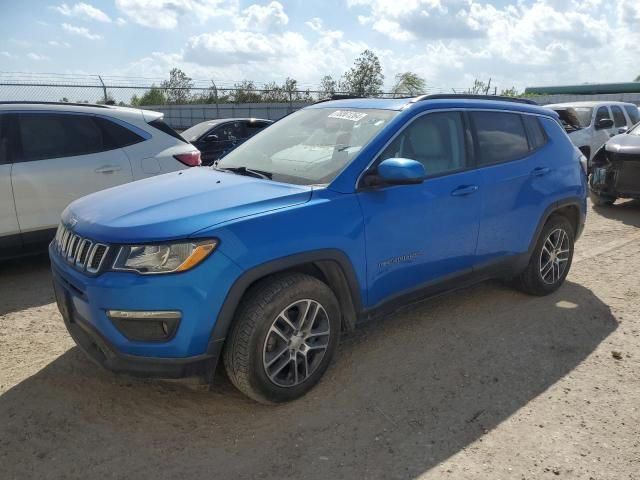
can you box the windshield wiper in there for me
[213,165,272,180]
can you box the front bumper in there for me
[50,242,242,378]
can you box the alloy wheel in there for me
[539,228,570,285]
[262,299,331,387]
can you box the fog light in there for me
[107,310,181,342]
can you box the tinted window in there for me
[182,121,220,142]
[624,105,639,125]
[17,113,110,162]
[95,117,145,148]
[595,107,611,123]
[246,121,270,137]
[471,111,529,165]
[523,115,547,150]
[379,112,467,177]
[611,106,627,128]
[148,118,187,143]
[215,122,244,142]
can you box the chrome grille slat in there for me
[53,223,109,274]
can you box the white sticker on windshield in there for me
[328,110,368,122]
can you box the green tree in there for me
[391,72,426,97]
[318,75,337,99]
[160,68,193,104]
[232,80,262,103]
[341,49,384,97]
[131,85,166,106]
[499,86,520,97]
[261,81,287,102]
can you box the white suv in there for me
[0,102,201,258]
[546,101,640,170]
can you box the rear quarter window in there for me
[522,115,547,150]
[148,118,187,143]
[470,111,530,165]
[95,117,145,148]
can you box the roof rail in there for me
[410,94,538,105]
[0,101,111,108]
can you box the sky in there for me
[1,0,640,92]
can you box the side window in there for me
[17,113,107,162]
[222,122,244,141]
[246,121,269,137]
[623,105,639,125]
[611,106,627,128]
[522,115,547,150]
[379,111,467,177]
[470,111,530,165]
[94,117,145,148]
[595,106,611,123]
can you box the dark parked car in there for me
[589,121,640,205]
[182,118,273,165]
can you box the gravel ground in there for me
[1,200,639,480]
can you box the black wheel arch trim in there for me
[206,249,363,355]
[527,197,584,257]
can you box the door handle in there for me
[530,167,551,177]
[95,165,122,174]
[451,185,479,196]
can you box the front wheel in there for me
[223,273,340,404]
[515,215,575,296]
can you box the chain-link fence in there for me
[0,72,500,129]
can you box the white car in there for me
[546,101,640,170]
[0,102,201,258]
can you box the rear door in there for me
[11,112,133,242]
[0,113,21,252]
[472,111,551,267]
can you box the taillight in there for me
[174,151,201,167]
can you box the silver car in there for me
[0,102,201,258]
[546,101,640,170]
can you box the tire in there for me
[223,273,341,404]
[515,215,575,296]
[589,189,616,206]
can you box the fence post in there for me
[97,75,108,103]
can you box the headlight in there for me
[112,239,218,274]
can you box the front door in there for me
[357,111,480,307]
[11,112,132,242]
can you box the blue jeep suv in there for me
[50,95,587,403]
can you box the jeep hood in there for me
[63,167,312,243]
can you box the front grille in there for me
[53,223,110,274]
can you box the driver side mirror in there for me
[362,158,426,188]
[595,118,614,130]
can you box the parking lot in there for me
[1,199,639,479]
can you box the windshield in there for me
[217,108,398,185]
[182,121,220,142]
[572,107,593,127]
[629,122,640,136]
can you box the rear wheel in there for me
[515,215,574,296]
[589,189,616,206]
[223,273,340,404]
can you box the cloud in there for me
[48,40,71,47]
[116,17,127,26]
[27,52,50,61]
[62,23,102,40]
[233,1,288,32]
[53,2,111,22]
[114,0,236,29]
[0,51,16,58]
